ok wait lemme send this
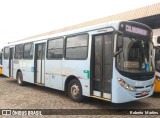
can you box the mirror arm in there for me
[114,48,123,57]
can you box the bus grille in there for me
[134,84,154,98]
[134,84,153,89]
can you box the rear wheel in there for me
[68,79,83,102]
[17,71,24,86]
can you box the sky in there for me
[0,0,160,48]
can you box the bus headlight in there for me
[124,83,129,89]
[156,76,160,82]
[117,78,136,92]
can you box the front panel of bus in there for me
[112,21,154,103]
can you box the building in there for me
[12,2,160,43]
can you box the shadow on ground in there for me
[5,78,151,110]
[151,92,160,98]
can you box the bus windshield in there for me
[155,47,160,71]
[116,36,154,74]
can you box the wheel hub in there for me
[71,84,79,98]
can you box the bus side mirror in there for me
[117,35,123,48]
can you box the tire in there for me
[68,79,83,102]
[17,71,24,86]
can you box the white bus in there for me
[2,21,155,103]
[0,50,2,74]
[152,36,160,92]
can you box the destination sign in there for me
[125,25,148,36]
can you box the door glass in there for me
[93,35,102,91]
[37,44,43,59]
[103,34,113,93]
[42,44,45,59]
[93,33,113,95]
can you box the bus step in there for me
[35,83,45,86]
[90,96,111,102]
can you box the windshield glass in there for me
[155,47,160,71]
[116,36,154,73]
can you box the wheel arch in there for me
[64,75,82,95]
[16,69,22,79]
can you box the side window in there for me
[47,38,63,59]
[4,47,9,59]
[66,34,88,59]
[15,44,23,59]
[104,34,114,64]
[24,43,34,59]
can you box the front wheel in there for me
[17,71,24,86]
[68,79,83,102]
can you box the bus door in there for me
[91,33,113,100]
[9,48,14,77]
[35,43,46,84]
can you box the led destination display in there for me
[125,25,148,36]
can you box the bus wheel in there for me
[68,79,83,102]
[17,71,24,86]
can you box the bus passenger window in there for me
[4,47,9,59]
[47,38,63,59]
[15,44,23,59]
[65,34,88,59]
[23,43,34,59]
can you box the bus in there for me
[2,21,155,103]
[152,36,160,92]
[0,51,2,74]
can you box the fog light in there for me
[128,86,136,92]
[156,76,160,82]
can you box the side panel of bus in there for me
[3,47,10,77]
[44,34,90,96]
[22,60,34,83]
[9,48,14,77]
[62,34,90,96]
[13,44,23,80]
[45,60,62,90]
[2,59,9,76]
[22,43,34,83]
[45,37,64,90]
[34,42,46,84]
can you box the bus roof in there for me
[5,20,151,47]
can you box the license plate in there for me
[141,91,148,96]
